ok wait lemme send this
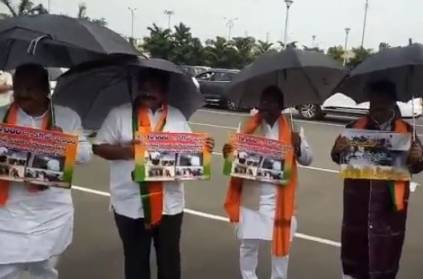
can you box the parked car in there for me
[180,65,210,77]
[296,93,423,119]
[195,68,240,110]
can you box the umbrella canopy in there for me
[0,14,139,69]
[338,43,423,103]
[53,57,204,130]
[227,48,346,109]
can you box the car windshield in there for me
[213,72,236,82]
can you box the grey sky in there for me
[3,0,422,50]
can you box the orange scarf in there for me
[224,113,297,257]
[134,104,168,227]
[353,116,409,211]
[0,103,51,206]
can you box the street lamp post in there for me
[343,27,351,66]
[47,0,51,12]
[164,10,175,29]
[128,7,137,39]
[361,0,369,48]
[312,35,317,47]
[283,0,294,47]
[224,17,238,40]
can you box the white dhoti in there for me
[0,257,58,279]
[234,119,312,279]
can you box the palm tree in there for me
[204,36,238,68]
[142,24,174,59]
[0,0,47,17]
[326,46,344,64]
[255,40,274,56]
[77,2,107,26]
[231,37,256,67]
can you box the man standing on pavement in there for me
[0,63,92,279]
[223,85,313,279]
[331,80,423,279]
[93,69,214,279]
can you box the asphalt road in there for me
[58,109,423,279]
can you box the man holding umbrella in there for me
[93,69,214,279]
[332,80,423,279]
[0,63,92,279]
[223,86,313,279]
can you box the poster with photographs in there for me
[223,133,294,185]
[134,132,211,182]
[340,129,411,181]
[0,124,78,188]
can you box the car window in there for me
[212,72,236,82]
[196,72,214,80]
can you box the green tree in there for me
[378,42,391,51]
[170,23,204,65]
[254,40,275,56]
[327,46,345,64]
[77,3,107,26]
[203,36,237,68]
[231,36,256,68]
[142,24,174,59]
[303,45,324,53]
[348,47,373,67]
[0,0,48,17]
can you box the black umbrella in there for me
[338,43,423,103]
[53,58,204,130]
[0,14,139,69]
[227,47,346,109]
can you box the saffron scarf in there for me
[224,113,297,257]
[133,104,168,227]
[353,116,409,211]
[0,103,52,206]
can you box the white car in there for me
[296,93,423,119]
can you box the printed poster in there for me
[134,132,211,182]
[223,133,293,185]
[0,124,78,188]
[340,129,411,181]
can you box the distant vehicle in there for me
[180,65,210,77]
[296,93,423,119]
[195,68,240,110]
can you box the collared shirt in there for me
[370,112,396,131]
[0,105,92,264]
[238,120,313,240]
[94,104,192,219]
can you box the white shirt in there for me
[94,104,192,219]
[238,120,313,240]
[0,105,92,264]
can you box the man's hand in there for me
[0,83,11,94]
[333,136,350,154]
[206,137,215,153]
[223,143,234,159]
[408,141,423,165]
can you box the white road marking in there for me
[72,185,341,248]
[198,109,246,117]
[197,109,346,127]
[189,122,237,130]
[197,109,423,131]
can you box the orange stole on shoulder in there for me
[224,113,297,257]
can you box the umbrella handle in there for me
[289,110,295,131]
[49,99,56,127]
[412,95,416,141]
